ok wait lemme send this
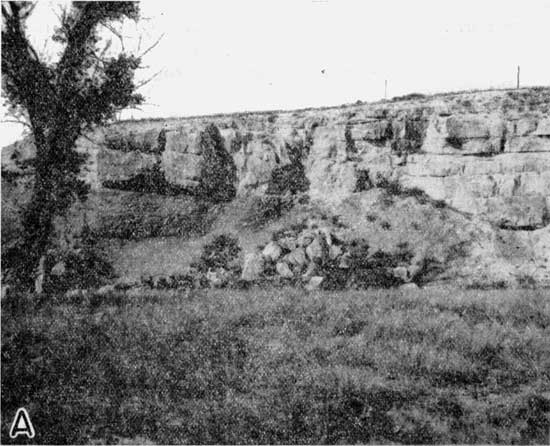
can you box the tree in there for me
[2,1,144,291]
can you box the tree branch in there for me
[139,32,164,58]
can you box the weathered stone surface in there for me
[262,241,282,262]
[97,284,115,296]
[329,244,343,260]
[393,266,410,283]
[399,282,419,291]
[276,261,294,278]
[241,252,264,281]
[305,276,324,291]
[284,248,307,267]
[161,130,203,188]
[51,261,66,277]
[306,236,329,262]
[484,194,547,228]
[98,148,158,183]
[207,268,228,288]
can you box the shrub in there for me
[104,130,162,154]
[266,141,309,195]
[102,163,184,194]
[240,195,295,229]
[446,135,464,149]
[355,169,373,192]
[46,226,114,293]
[392,92,427,101]
[196,124,237,203]
[197,234,241,272]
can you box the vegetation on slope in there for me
[2,287,549,444]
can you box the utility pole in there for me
[384,79,388,100]
[517,65,520,89]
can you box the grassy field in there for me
[2,286,550,444]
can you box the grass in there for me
[2,287,550,444]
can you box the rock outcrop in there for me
[3,87,550,287]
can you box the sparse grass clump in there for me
[3,287,548,444]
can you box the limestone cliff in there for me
[3,87,550,286]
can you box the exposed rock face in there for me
[5,88,549,229]
[2,88,550,286]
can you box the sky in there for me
[2,0,550,146]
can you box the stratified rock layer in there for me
[2,88,550,286]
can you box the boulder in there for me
[241,252,265,281]
[262,241,282,262]
[297,231,316,247]
[97,284,115,296]
[284,247,307,267]
[305,276,324,291]
[338,252,352,269]
[329,244,343,260]
[207,268,228,288]
[51,261,66,277]
[302,262,318,280]
[276,262,294,278]
[399,282,419,292]
[306,235,329,262]
[393,266,410,283]
[64,288,86,299]
[114,278,138,290]
[319,227,333,246]
[278,236,298,252]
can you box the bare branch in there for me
[1,118,32,129]
[135,69,163,90]
[100,22,125,52]
[139,32,164,58]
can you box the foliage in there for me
[197,233,241,272]
[2,1,144,289]
[47,227,114,293]
[104,130,162,153]
[240,195,296,229]
[2,287,549,444]
[101,163,184,195]
[266,140,309,195]
[196,124,237,203]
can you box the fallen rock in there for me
[297,231,316,247]
[399,282,419,292]
[207,268,228,288]
[306,235,329,262]
[302,262,318,280]
[278,236,298,252]
[262,241,282,262]
[338,252,353,269]
[393,266,410,283]
[284,247,307,267]
[319,227,333,246]
[329,244,343,260]
[51,261,66,276]
[96,284,115,296]
[65,288,85,299]
[1,284,10,300]
[114,278,138,290]
[241,252,265,281]
[305,276,324,291]
[276,261,294,278]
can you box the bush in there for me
[104,130,162,154]
[266,141,309,195]
[197,234,241,272]
[196,124,237,203]
[240,195,295,229]
[46,226,114,293]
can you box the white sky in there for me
[2,0,550,146]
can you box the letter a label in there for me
[9,408,35,439]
